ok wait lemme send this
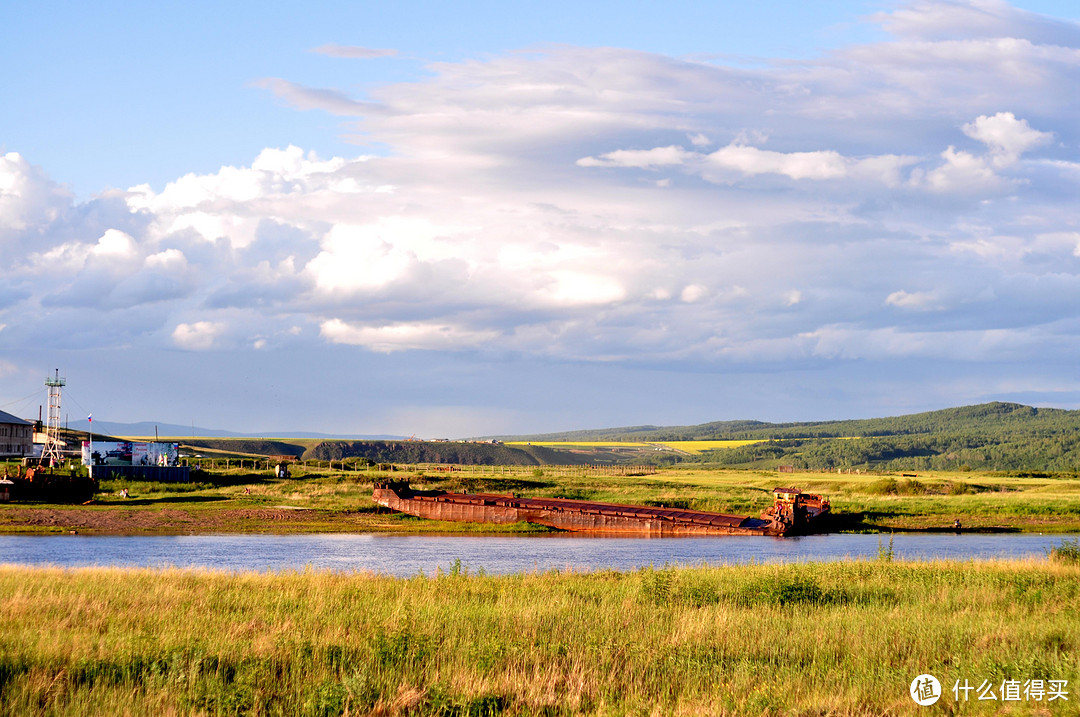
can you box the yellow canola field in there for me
[506,439,766,454]
[657,439,766,454]
[505,441,653,447]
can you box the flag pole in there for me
[87,414,93,480]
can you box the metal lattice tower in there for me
[42,369,66,466]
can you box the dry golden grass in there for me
[1,559,1077,715]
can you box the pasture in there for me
[2,463,1079,534]
[1,558,1077,715]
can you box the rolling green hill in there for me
[502,403,1080,472]
[503,403,1077,441]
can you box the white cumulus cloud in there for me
[1,0,1078,384]
[962,112,1053,167]
[172,321,226,350]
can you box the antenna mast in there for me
[42,369,66,466]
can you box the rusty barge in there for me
[372,482,829,536]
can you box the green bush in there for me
[1050,538,1080,565]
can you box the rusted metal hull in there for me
[372,482,787,536]
[762,487,831,535]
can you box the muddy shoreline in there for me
[0,506,376,535]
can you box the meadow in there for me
[3,463,1080,534]
[1,558,1077,715]
[3,462,1079,715]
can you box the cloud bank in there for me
[3,0,1080,428]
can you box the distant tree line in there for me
[302,441,593,466]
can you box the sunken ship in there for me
[372,482,829,536]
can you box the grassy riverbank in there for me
[1,464,1079,534]
[1,559,1077,715]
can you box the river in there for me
[1,532,1075,576]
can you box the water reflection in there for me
[1,532,1074,576]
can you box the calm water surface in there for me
[1,532,1075,576]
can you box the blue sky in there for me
[2,1,1079,436]
[6,1,896,197]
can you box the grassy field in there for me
[3,463,1079,714]
[2,464,1080,534]
[1,558,1077,715]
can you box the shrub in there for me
[1050,538,1080,565]
[866,478,925,495]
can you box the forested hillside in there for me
[506,403,1080,472]
[508,403,1078,441]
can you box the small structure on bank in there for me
[81,441,188,482]
[0,410,33,460]
[1,370,96,503]
[760,487,832,527]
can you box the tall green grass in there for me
[1,560,1077,715]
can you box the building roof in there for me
[0,409,32,425]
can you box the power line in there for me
[0,387,46,419]
[62,388,93,424]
